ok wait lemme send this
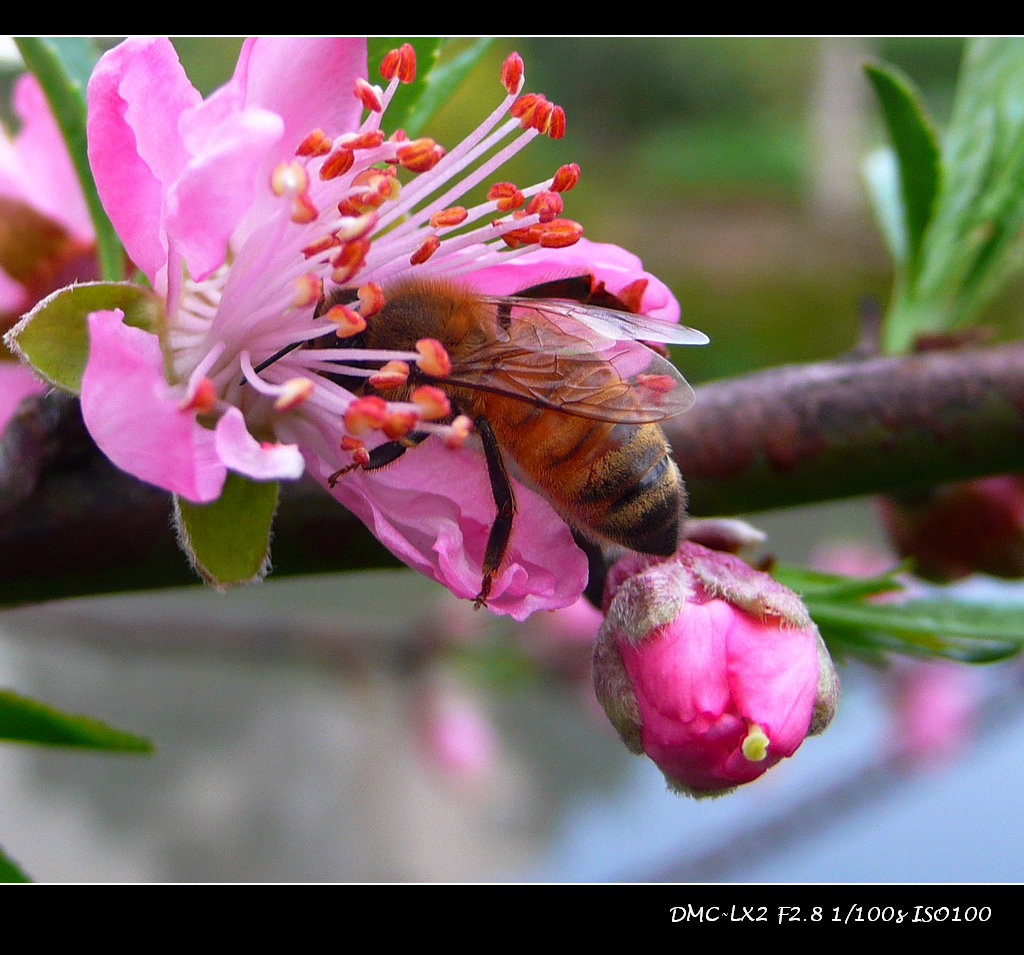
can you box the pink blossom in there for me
[890,660,979,768]
[0,73,95,323]
[593,543,839,797]
[878,477,1024,581]
[79,37,699,618]
[416,683,497,783]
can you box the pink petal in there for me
[81,310,226,502]
[234,37,367,160]
[87,37,202,281]
[316,438,587,620]
[469,238,681,323]
[168,103,284,280]
[214,406,305,481]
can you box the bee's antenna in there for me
[239,341,305,385]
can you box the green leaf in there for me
[13,38,124,282]
[807,595,1024,663]
[0,689,152,751]
[366,39,494,136]
[884,39,1024,350]
[175,473,279,586]
[367,38,444,135]
[4,282,163,394]
[774,562,910,602]
[403,38,495,136]
[864,61,942,280]
[0,845,31,883]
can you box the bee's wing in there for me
[446,299,700,424]
[492,296,710,347]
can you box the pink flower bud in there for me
[878,476,1024,582]
[593,543,839,798]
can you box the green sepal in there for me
[174,473,280,587]
[0,688,152,752]
[3,281,163,394]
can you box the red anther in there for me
[411,385,451,421]
[357,282,386,317]
[500,52,525,96]
[294,273,324,307]
[350,445,371,467]
[396,138,445,172]
[444,414,473,449]
[319,148,355,180]
[354,77,384,113]
[380,43,416,83]
[274,377,315,411]
[526,190,563,223]
[325,303,367,337]
[538,217,583,248]
[339,130,385,151]
[335,211,377,241]
[615,278,649,314]
[291,192,318,224]
[429,206,468,228]
[552,162,581,192]
[511,92,551,131]
[302,233,340,259]
[340,435,365,451]
[533,98,554,134]
[272,160,310,196]
[415,338,452,378]
[410,235,441,265]
[295,128,333,157]
[369,360,411,391]
[487,182,525,211]
[330,237,370,284]
[383,407,418,439]
[181,376,217,413]
[344,395,388,435]
[388,129,409,144]
[547,105,566,139]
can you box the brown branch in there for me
[2,340,1023,604]
[671,340,1024,515]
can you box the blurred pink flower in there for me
[78,36,687,618]
[890,660,979,768]
[0,73,96,325]
[416,684,497,783]
[594,543,839,797]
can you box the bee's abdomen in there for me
[485,399,684,557]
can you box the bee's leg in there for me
[474,416,517,610]
[326,433,427,487]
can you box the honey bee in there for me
[317,274,707,608]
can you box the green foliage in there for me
[367,38,493,137]
[0,845,31,883]
[776,565,1024,663]
[12,38,124,283]
[3,282,163,394]
[0,688,152,751]
[174,473,280,587]
[867,39,1024,351]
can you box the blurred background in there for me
[3,36,1023,883]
